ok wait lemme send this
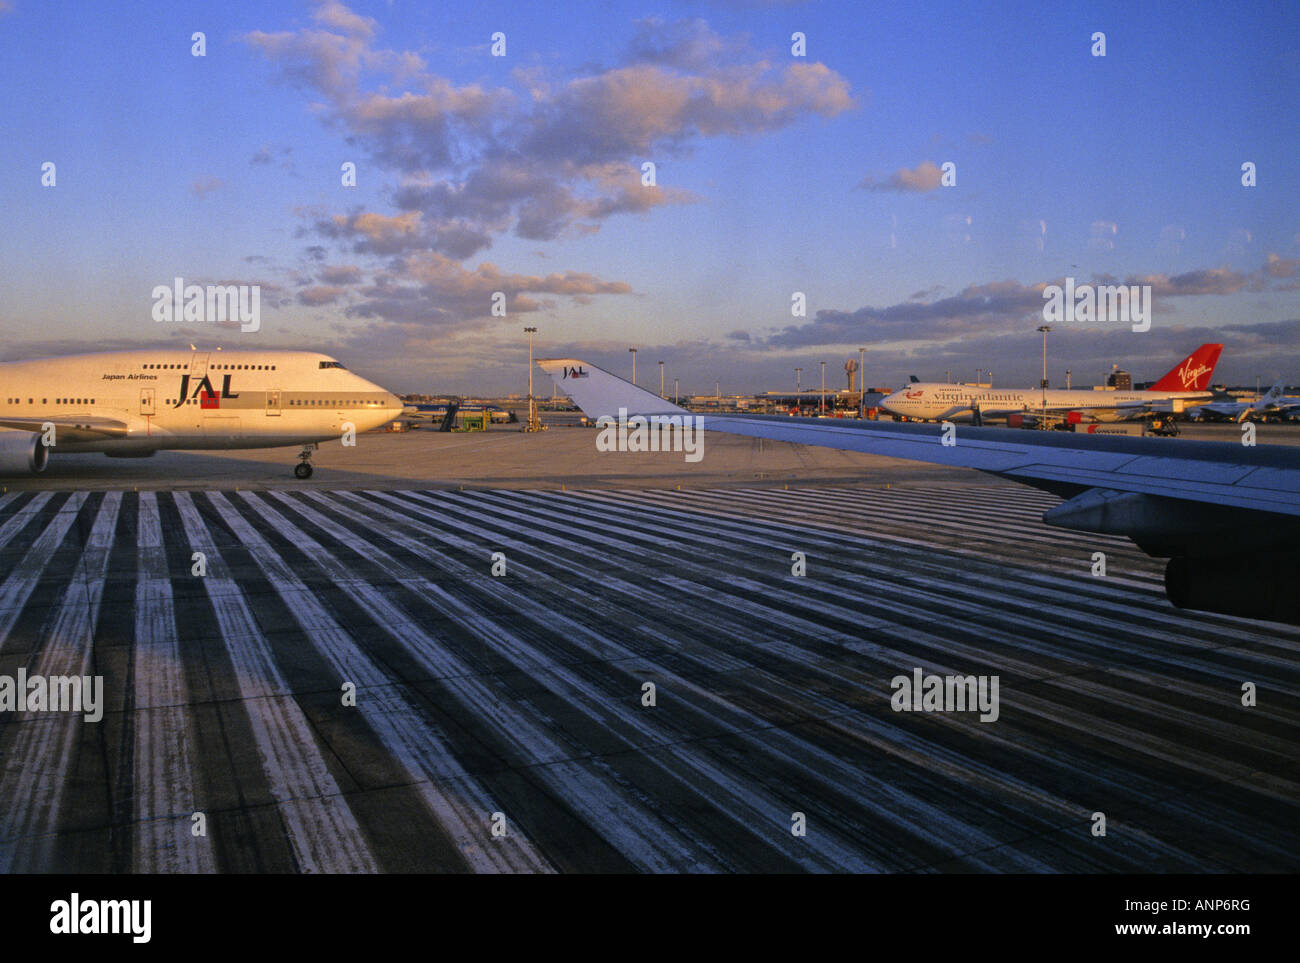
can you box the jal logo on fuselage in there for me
[171,373,239,408]
[562,366,587,379]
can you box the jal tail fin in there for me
[1150,343,1223,392]
[536,359,688,420]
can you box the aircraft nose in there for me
[359,376,400,408]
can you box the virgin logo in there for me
[1179,363,1210,389]
[905,389,924,399]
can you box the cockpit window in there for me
[319,361,347,369]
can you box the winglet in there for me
[536,358,689,419]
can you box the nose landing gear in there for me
[294,443,316,479]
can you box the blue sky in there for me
[1,0,1297,393]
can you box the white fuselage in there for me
[1188,387,1300,423]
[881,384,1213,422]
[0,349,405,453]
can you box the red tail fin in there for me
[1151,343,1222,392]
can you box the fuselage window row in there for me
[9,395,376,409]
[139,363,277,370]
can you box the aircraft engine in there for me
[0,428,50,474]
[1166,553,1300,625]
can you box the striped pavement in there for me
[0,485,1295,872]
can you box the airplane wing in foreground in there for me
[538,358,1300,625]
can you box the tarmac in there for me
[0,418,1295,871]
[3,416,1291,491]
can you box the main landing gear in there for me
[294,443,316,479]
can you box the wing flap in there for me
[709,416,1300,515]
[0,416,130,443]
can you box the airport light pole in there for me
[1066,368,1071,390]
[820,361,826,414]
[659,361,664,399]
[629,347,637,385]
[858,347,866,418]
[524,326,539,432]
[674,378,679,404]
[1038,324,1051,420]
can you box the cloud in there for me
[339,82,510,172]
[858,160,943,193]
[358,251,631,320]
[247,4,853,261]
[319,264,363,285]
[241,3,853,340]
[578,317,1300,398]
[274,251,637,343]
[767,278,1050,348]
[522,61,853,167]
[190,176,224,197]
[626,17,736,72]
[297,285,346,306]
[311,210,427,255]
[313,0,375,39]
[507,315,1300,402]
[1265,253,1300,278]
[1129,266,1253,296]
[849,319,1300,388]
[303,251,637,364]
[764,256,1292,349]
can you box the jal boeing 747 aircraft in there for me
[539,356,1300,625]
[0,349,405,477]
[881,343,1223,426]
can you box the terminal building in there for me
[1107,367,1132,390]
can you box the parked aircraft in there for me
[1188,382,1300,423]
[881,344,1223,426]
[0,349,404,477]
